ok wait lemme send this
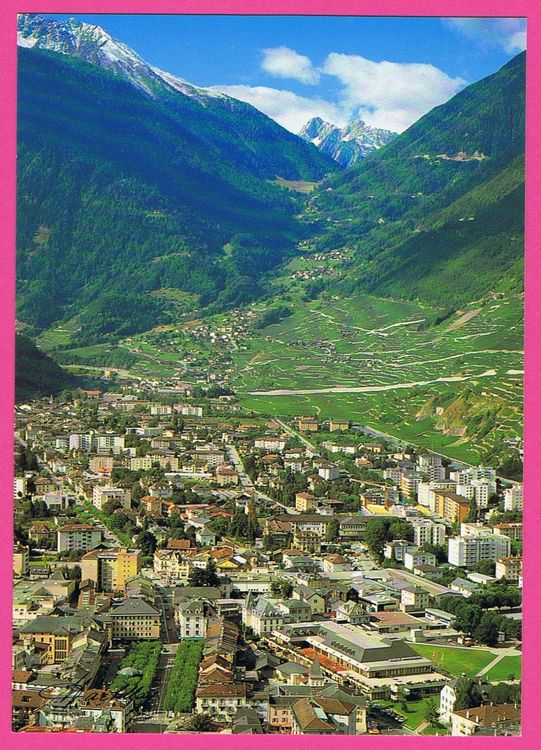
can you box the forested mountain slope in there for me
[17,47,335,341]
[308,52,525,308]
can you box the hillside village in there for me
[12,378,522,736]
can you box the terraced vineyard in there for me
[36,253,523,468]
[229,288,523,466]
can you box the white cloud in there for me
[446,18,527,53]
[261,46,319,84]
[322,53,466,132]
[214,51,469,134]
[211,84,345,132]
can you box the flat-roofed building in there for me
[81,548,141,593]
[431,490,471,524]
[57,523,102,552]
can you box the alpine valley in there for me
[15,14,524,475]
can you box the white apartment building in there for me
[175,404,204,418]
[96,434,125,454]
[57,523,103,552]
[69,433,96,452]
[254,437,286,452]
[92,485,131,511]
[403,549,436,571]
[150,404,172,416]
[450,466,496,484]
[14,476,27,498]
[448,534,510,567]
[383,467,402,484]
[504,483,523,512]
[456,479,496,509]
[412,520,446,547]
[35,491,73,511]
[318,462,340,481]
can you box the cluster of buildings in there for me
[12,387,522,734]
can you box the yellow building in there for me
[295,492,317,512]
[109,598,161,640]
[81,548,141,593]
[153,549,191,582]
[329,420,350,432]
[432,490,471,524]
[297,417,319,432]
[19,615,89,664]
[13,544,29,577]
[292,530,321,554]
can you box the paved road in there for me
[149,652,176,714]
[226,444,291,511]
[275,418,319,453]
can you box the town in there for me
[12,375,522,736]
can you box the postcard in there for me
[0,0,538,746]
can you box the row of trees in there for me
[110,641,161,709]
[453,676,521,712]
[439,592,521,645]
[163,640,204,713]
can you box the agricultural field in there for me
[409,643,496,677]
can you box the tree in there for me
[453,603,483,636]
[188,559,219,587]
[136,530,157,557]
[246,496,259,543]
[423,698,440,726]
[270,580,293,599]
[464,498,478,523]
[454,677,484,711]
[364,518,391,560]
[325,517,340,543]
[188,713,215,732]
[473,611,501,646]
[388,519,414,542]
[102,498,122,515]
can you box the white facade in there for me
[417,481,457,507]
[69,433,95,452]
[439,683,457,724]
[92,485,131,510]
[318,463,340,481]
[413,521,446,547]
[448,534,511,567]
[57,525,102,552]
[14,476,27,498]
[254,438,286,452]
[504,484,523,512]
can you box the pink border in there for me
[0,0,539,747]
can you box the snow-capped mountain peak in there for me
[17,13,229,102]
[299,117,397,167]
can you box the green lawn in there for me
[484,655,522,682]
[374,697,434,730]
[410,643,495,677]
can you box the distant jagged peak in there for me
[299,116,397,167]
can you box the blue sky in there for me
[45,14,526,133]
